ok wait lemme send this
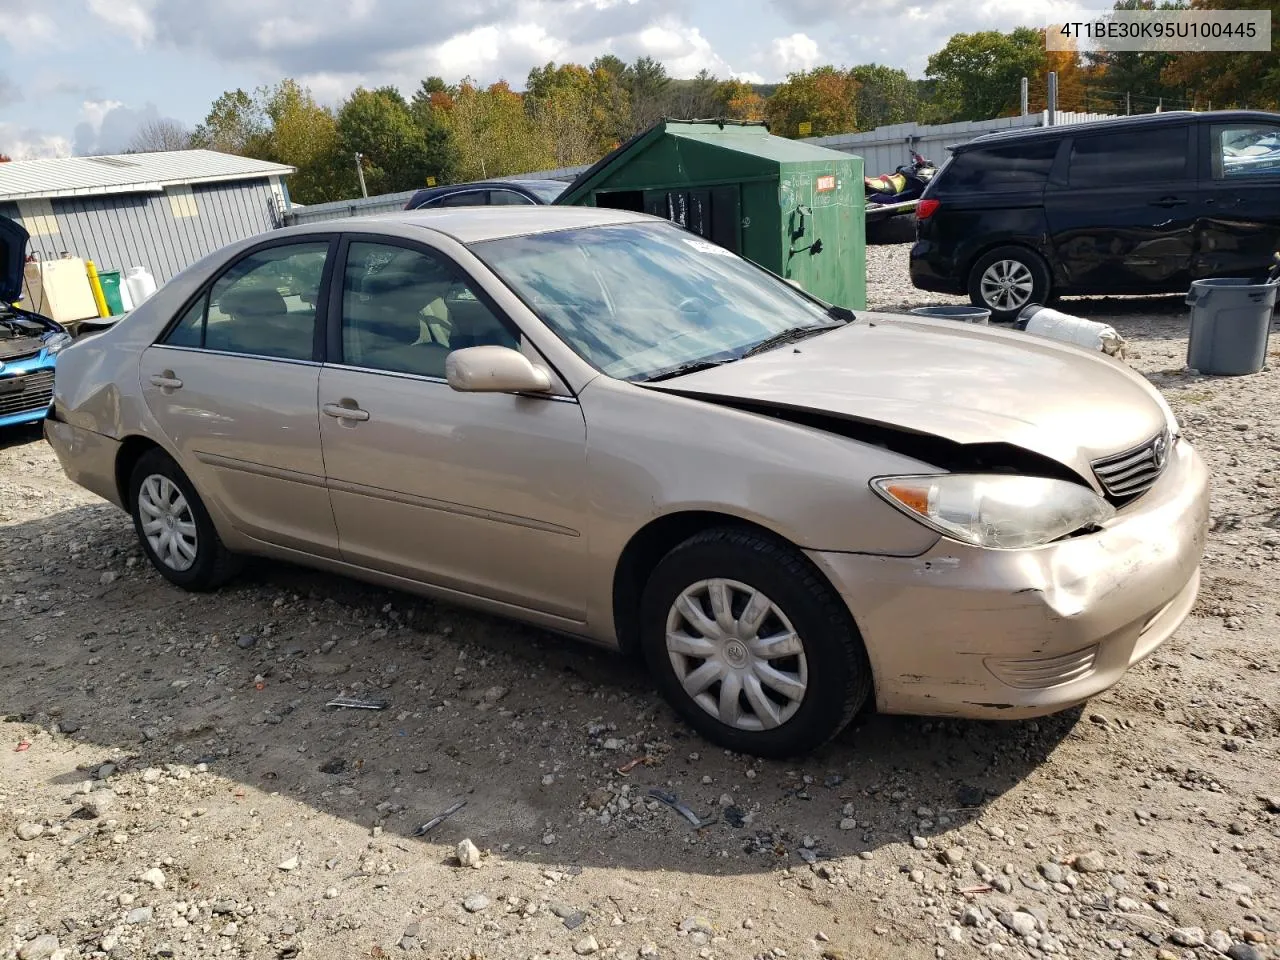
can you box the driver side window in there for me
[340,241,519,380]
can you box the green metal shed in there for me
[555,119,866,309]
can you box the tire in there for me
[639,527,872,758]
[967,245,1052,323]
[128,448,240,591]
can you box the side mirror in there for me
[446,345,552,394]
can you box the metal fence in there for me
[281,164,591,226]
[806,111,1119,174]
[278,112,1124,227]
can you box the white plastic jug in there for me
[1017,304,1127,358]
[125,266,157,307]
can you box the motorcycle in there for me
[864,151,936,206]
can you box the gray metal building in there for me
[0,150,296,284]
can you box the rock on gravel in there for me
[1228,946,1266,960]
[15,822,44,841]
[17,936,60,960]
[463,893,490,913]
[80,789,116,818]
[1171,927,1206,947]
[1072,850,1107,873]
[456,837,482,868]
[574,936,600,956]
[140,866,166,889]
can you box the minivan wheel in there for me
[968,246,1051,322]
[639,528,872,758]
[128,448,240,591]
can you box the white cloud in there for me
[0,123,73,160]
[85,0,157,47]
[771,33,823,74]
[0,2,59,46]
[72,100,184,156]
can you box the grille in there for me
[0,369,54,418]
[1091,429,1170,502]
[986,645,1098,690]
[0,346,41,364]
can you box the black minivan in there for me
[909,110,1280,321]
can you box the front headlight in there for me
[871,473,1115,550]
[42,332,73,355]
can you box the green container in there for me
[98,270,125,315]
[555,120,866,310]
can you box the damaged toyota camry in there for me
[44,207,1209,757]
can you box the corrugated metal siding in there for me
[44,178,278,284]
[805,112,1121,173]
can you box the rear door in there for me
[139,236,341,557]
[1044,122,1198,294]
[1194,117,1280,279]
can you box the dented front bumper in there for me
[808,435,1209,720]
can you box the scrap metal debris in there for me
[412,800,467,837]
[647,789,717,828]
[326,696,389,711]
[615,756,656,776]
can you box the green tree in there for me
[763,66,860,138]
[924,28,1046,122]
[442,80,553,181]
[525,62,623,165]
[1083,0,1191,112]
[664,69,722,119]
[191,89,271,155]
[624,56,672,133]
[261,80,351,204]
[848,64,919,129]
[337,86,457,193]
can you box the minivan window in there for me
[943,140,1059,190]
[1068,126,1188,185]
[1213,123,1280,179]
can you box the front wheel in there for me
[129,448,240,591]
[967,246,1051,322]
[640,528,872,758]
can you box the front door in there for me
[1195,118,1280,279]
[316,237,589,620]
[139,237,340,557]
[1045,123,1198,294]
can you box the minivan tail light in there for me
[917,198,940,220]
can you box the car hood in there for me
[0,215,29,304]
[642,313,1170,481]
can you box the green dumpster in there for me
[555,119,866,310]
[98,270,125,315]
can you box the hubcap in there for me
[980,259,1035,312]
[665,578,809,732]
[138,474,198,572]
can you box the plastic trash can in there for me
[1186,277,1277,376]
[909,305,991,325]
[97,270,125,315]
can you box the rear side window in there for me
[1212,123,1280,179]
[942,140,1059,191]
[1068,126,1188,185]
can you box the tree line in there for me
[128,0,1278,205]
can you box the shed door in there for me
[643,186,741,254]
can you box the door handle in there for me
[149,371,183,390]
[323,401,370,422]
[1151,197,1188,208]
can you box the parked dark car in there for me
[404,178,568,210]
[909,110,1280,321]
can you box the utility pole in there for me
[1126,91,1131,115]
[1047,71,1058,126]
[354,153,368,198]
[1157,98,1163,113]
[1021,77,1029,116]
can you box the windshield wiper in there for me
[741,323,843,358]
[638,358,734,383]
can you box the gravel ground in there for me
[2,245,1279,960]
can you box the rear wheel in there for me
[967,245,1051,322]
[640,528,871,758]
[129,448,240,591]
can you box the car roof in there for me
[336,205,656,244]
[409,178,564,197]
[953,109,1280,153]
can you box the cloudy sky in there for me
[0,0,1089,160]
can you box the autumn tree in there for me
[1161,0,1280,109]
[525,62,623,165]
[924,28,1046,121]
[848,64,919,128]
[1083,0,1192,112]
[259,80,352,203]
[443,80,553,181]
[717,79,766,121]
[764,66,860,138]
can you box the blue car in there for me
[1,216,74,428]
